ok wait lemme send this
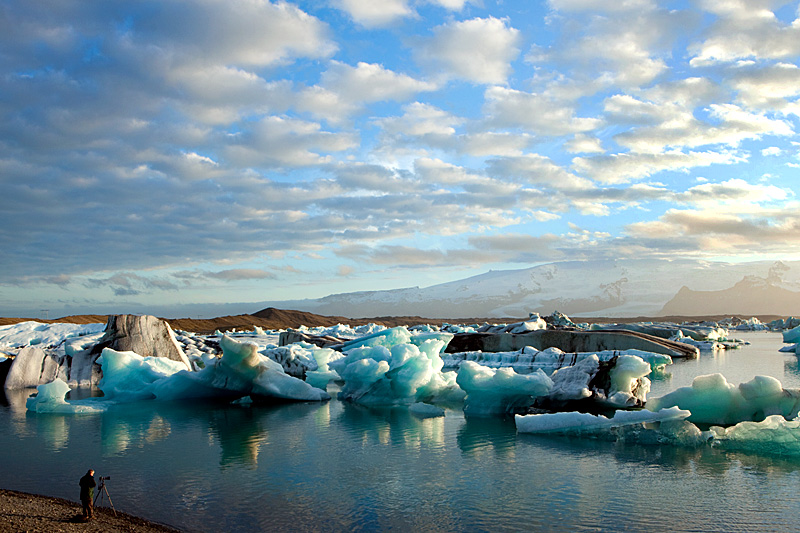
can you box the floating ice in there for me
[648,373,800,425]
[783,324,800,344]
[161,335,331,402]
[97,348,188,401]
[515,407,711,447]
[515,406,691,434]
[0,321,105,352]
[26,379,106,414]
[456,362,553,416]
[710,415,800,455]
[330,337,462,406]
[442,347,672,375]
[303,347,343,390]
[409,402,446,418]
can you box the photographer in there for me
[78,469,96,521]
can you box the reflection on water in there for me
[1,331,800,532]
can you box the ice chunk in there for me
[515,406,691,434]
[330,339,462,406]
[548,356,597,401]
[409,402,445,418]
[783,324,800,344]
[26,379,106,414]
[515,407,710,447]
[542,354,652,409]
[0,321,105,351]
[442,347,671,375]
[608,355,652,407]
[456,361,553,416]
[97,348,188,401]
[648,373,800,425]
[710,415,800,455]
[4,346,64,389]
[303,347,343,390]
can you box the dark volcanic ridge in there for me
[0,307,788,334]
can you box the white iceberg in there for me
[441,346,672,375]
[515,407,711,447]
[515,406,691,434]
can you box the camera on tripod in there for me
[99,476,111,481]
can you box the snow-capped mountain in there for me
[269,259,800,319]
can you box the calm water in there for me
[2,331,800,532]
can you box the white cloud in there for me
[379,102,462,136]
[487,154,596,191]
[322,61,438,104]
[762,146,783,156]
[690,0,800,65]
[675,178,789,208]
[415,17,521,84]
[332,0,412,27]
[732,62,800,109]
[484,86,602,135]
[564,134,605,154]
[573,150,747,184]
[613,103,794,154]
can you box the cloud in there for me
[675,178,790,208]
[486,154,595,191]
[332,0,412,27]
[689,0,800,66]
[414,17,521,84]
[732,63,800,109]
[206,269,277,281]
[483,87,602,135]
[321,62,438,104]
[84,272,179,296]
[224,116,358,168]
[573,150,747,184]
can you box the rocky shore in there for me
[0,489,180,533]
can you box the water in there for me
[2,331,800,532]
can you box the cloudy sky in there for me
[2,0,800,317]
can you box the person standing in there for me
[79,469,96,521]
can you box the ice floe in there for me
[647,373,800,425]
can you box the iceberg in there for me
[97,348,188,401]
[515,406,691,433]
[442,346,672,374]
[26,379,107,414]
[783,324,800,343]
[547,354,652,409]
[647,374,800,425]
[456,362,553,416]
[515,407,711,447]
[156,335,330,402]
[330,338,463,406]
[710,415,800,456]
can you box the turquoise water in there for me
[2,331,800,532]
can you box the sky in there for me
[2,0,800,318]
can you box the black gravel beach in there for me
[0,489,180,533]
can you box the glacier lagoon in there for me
[2,331,800,532]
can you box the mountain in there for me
[267,259,800,319]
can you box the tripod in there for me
[94,478,117,516]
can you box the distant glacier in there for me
[265,259,800,319]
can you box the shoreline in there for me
[0,488,181,532]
